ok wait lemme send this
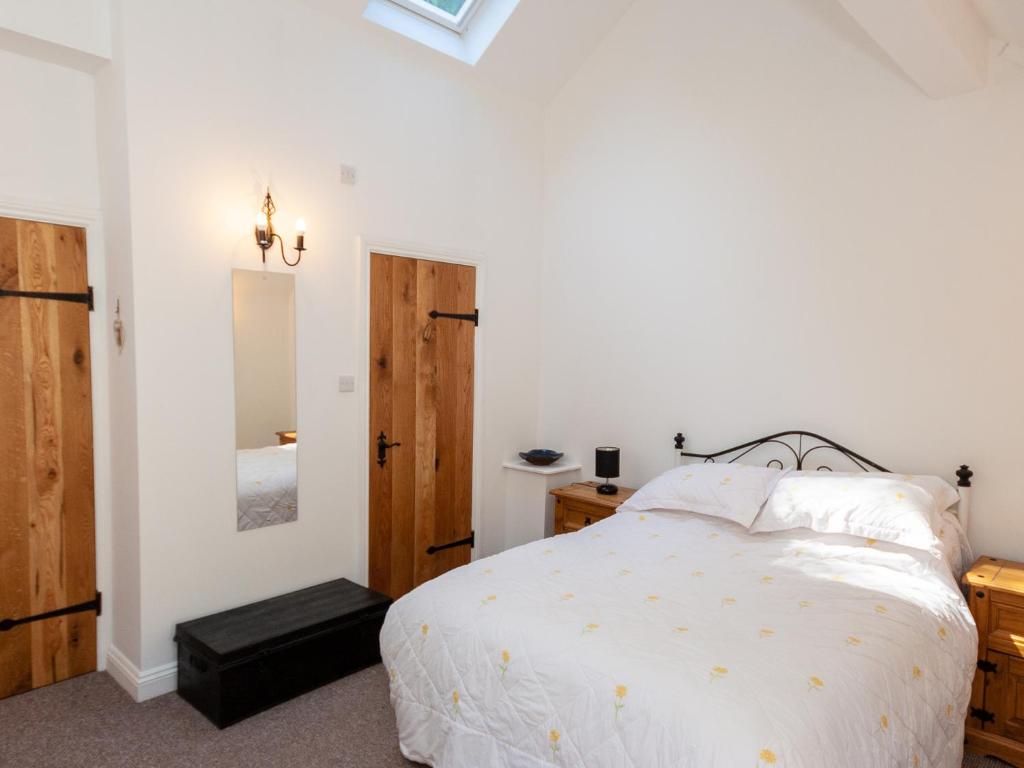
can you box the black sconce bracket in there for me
[255,189,306,267]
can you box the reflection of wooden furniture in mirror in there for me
[232,270,297,531]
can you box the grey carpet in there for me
[0,665,416,768]
[0,664,1012,767]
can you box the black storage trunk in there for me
[174,578,391,728]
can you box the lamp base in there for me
[596,482,619,496]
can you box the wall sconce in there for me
[254,188,306,267]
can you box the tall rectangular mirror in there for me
[232,269,297,531]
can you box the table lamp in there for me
[595,447,620,495]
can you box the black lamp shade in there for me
[595,447,620,479]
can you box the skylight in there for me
[364,0,519,66]
[425,0,469,13]
[389,0,481,33]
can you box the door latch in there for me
[377,431,401,468]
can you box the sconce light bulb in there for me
[255,212,268,230]
[296,218,307,234]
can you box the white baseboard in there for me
[106,645,177,702]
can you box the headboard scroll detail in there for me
[673,431,889,473]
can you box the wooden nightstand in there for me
[276,431,296,445]
[964,556,1024,767]
[549,481,636,535]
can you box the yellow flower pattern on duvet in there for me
[614,684,627,720]
[380,499,976,767]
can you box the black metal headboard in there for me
[672,431,890,473]
[672,432,976,532]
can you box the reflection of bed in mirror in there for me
[236,442,297,531]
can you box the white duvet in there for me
[381,508,977,768]
[236,444,297,531]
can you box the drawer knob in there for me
[584,517,592,526]
[976,591,986,598]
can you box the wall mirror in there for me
[232,269,297,531]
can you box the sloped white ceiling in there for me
[474,0,637,103]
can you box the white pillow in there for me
[750,471,957,552]
[618,462,789,528]
[888,472,960,513]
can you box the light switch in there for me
[338,375,356,393]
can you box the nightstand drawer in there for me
[989,601,1024,658]
[550,482,635,536]
[562,501,610,530]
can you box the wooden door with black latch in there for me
[369,253,476,600]
[0,216,98,700]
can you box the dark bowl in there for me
[519,449,564,466]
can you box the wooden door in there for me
[369,253,475,599]
[0,216,97,699]
[986,651,1024,743]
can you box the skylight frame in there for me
[387,0,482,33]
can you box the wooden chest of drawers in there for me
[549,482,635,535]
[964,556,1024,766]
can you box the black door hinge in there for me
[0,591,101,632]
[426,531,475,556]
[970,707,995,724]
[0,286,94,311]
[978,659,998,674]
[429,309,478,327]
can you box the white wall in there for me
[111,0,544,673]
[93,0,142,668]
[541,0,1024,561]
[232,270,297,450]
[0,50,100,207]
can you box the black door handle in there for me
[377,431,401,468]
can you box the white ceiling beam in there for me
[0,0,111,72]
[836,0,991,98]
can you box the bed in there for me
[380,432,978,767]
[236,443,297,531]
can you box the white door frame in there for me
[355,238,486,586]
[0,195,112,675]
